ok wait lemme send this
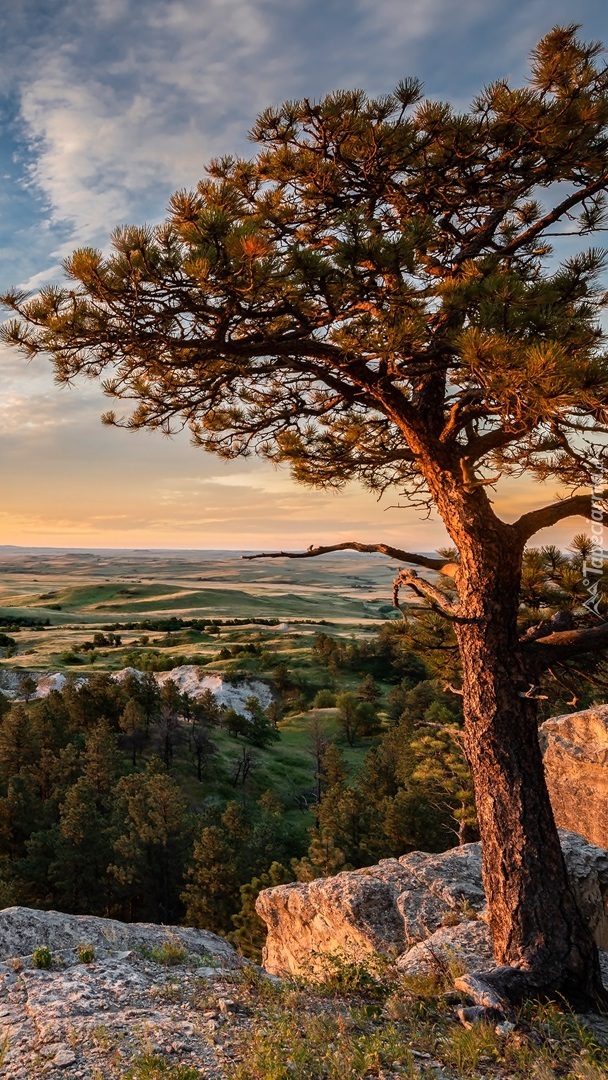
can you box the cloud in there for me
[12,0,291,253]
[2,0,606,549]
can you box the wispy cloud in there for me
[13,0,291,258]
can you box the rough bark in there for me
[446,510,606,1008]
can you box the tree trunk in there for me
[454,538,605,1008]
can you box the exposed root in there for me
[455,965,608,1016]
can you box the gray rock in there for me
[257,830,608,977]
[397,919,493,977]
[0,906,238,967]
[0,908,245,1079]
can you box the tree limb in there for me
[243,541,457,576]
[522,622,608,667]
[392,568,468,620]
[513,493,605,542]
[497,173,608,259]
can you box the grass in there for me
[140,939,190,966]
[218,964,608,1080]
[123,1056,201,1079]
[0,549,395,630]
[76,943,96,963]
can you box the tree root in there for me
[455,965,608,1016]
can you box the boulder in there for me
[397,919,493,977]
[256,830,608,977]
[540,704,608,850]
[0,907,247,1079]
[0,906,239,967]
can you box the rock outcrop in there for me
[0,907,244,1078]
[0,665,273,710]
[256,830,608,977]
[540,704,608,850]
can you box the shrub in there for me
[313,689,337,708]
[32,945,52,969]
[77,943,96,964]
[142,940,188,966]
[123,1055,200,1079]
[59,649,83,664]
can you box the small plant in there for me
[77,943,95,964]
[91,1025,113,1051]
[32,945,52,969]
[142,939,189,966]
[308,949,397,998]
[440,910,462,927]
[441,1019,502,1073]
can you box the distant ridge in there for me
[0,544,440,558]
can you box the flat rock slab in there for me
[0,907,238,967]
[0,951,244,1078]
[0,907,247,1078]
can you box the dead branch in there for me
[243,540,457,576]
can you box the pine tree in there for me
[0,705,38,776]
[111,761,194,922]
[182,802,252,934]
[119,699,147,766]
[5,25,608,1004]
[230,861,293,961]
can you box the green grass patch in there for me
[223,966,608,1080]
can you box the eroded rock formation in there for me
[256,830,608,978]
[540,704,608,850]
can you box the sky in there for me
[0,0,607,551]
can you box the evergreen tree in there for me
[244,696,280,748]
[119,699,147,765]
[230,861,293,961]
[357,674,382,704]
[122,670,161,729]
[0,705,38,776]
[409,704,478,846]
[6,25,608,1003]
[182,802,251,934]
[335,691,379,746]
[111,761,194,922]
[156,679,182,766]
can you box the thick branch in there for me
[523,622,608,667]
[243,541,457,576]
[513,493,603,541]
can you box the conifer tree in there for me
[4,25,608,1005]
[111,762,194,922]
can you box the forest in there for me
[0,536,603,964]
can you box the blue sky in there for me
[1,0,606,549]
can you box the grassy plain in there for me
[0,546,398,825]
[0,546,398,630]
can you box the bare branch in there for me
[497,173,608,259]
[513,493,604,542]
[392,568,469,621]
[243,541,457,575]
